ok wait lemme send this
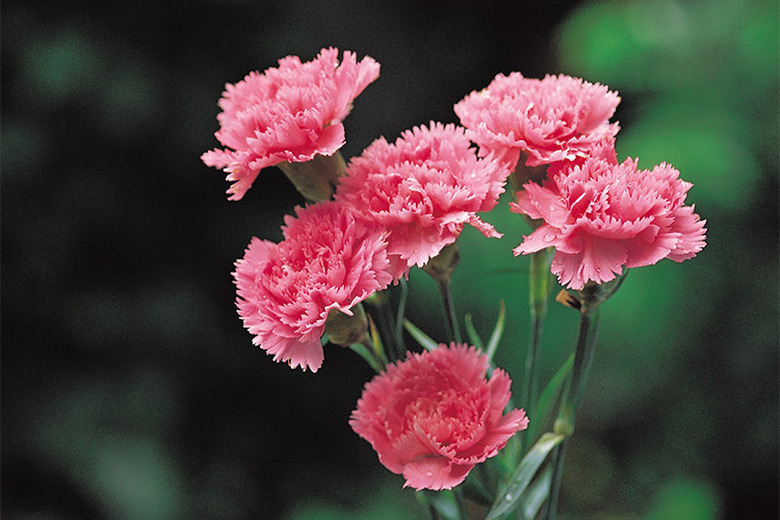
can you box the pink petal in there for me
[402,456,473,491]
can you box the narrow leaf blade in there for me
[403,319,439,351]
[521,466,553,520]
[464,313,485,350]
[485,300,506,363]
[349,343,381,373]
[419,490,459,520]
[484,433,564,520]
[528,353,574,444]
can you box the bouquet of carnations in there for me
[201,47,706,519]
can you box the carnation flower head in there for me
[350,344,528,490]
[335,122,510,279]
[511,151,707,290]
[233,202,393,372]
[454,73,620,170]
[202,47,380,200]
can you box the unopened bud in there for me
[422,242,460,286]
[277,151,346,202]
[324,304,368,346]
[576,271,629,314]
[509,152,549,193]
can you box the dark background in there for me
[2,0,778,519]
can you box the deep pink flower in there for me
[233,202,393,372]
[335,122,510,279]
[511,152,707,290]
[454,73,620,169]
[350,344,528,490]
[202,48,380,200]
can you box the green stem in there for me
[524,315,543,409]
[520,248,551,456]
[348,337,384,374]
[381,296,402,362]
[438,279,462,344]
[554,309,599,435]
[395,277,408,355]
[276,151,345,202]
[454,487,471,520]
[522,248,551,407]
[366,291,400,362]
[544,437,567,520]
[545,308,599,520]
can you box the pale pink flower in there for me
[454,73,620,169]
[233,202,393,372]
[335,122,510,279]
[511,151,707,290]
[202,48,380,200]
[350,344,528,490]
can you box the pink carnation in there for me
[350,344,528,490]
[511,152,707,290]
[335,122,510,278]
[454,73,620,169]
[202,47,380,200]
[233,202,393,372]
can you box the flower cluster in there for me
[350,344,528,490]
[202,47,379,200]
[456,72,706,290]
[225,50,508,371]
[204,48,708,500]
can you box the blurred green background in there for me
[2,0,777,519]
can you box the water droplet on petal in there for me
[426,471,433,477]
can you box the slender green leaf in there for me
[521,467,553,520]
[404,319,439,351]
[464,313,485,350]
[484,433,564,520]
[454,488,471,520]
[438,279,462,343]
[420,490,459,520]
[465,462,494,504]
[528,353,574,444]
[349,343,382,373]
[368,315,389,366]
[484,300,506,363]
[395,277,409,352]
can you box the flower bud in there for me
[556,271,629,314]
[421,242,460,286]
[277,151,346,202]
[576,272,628,313]
[509,152,549,193]
[324,304,368,346]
